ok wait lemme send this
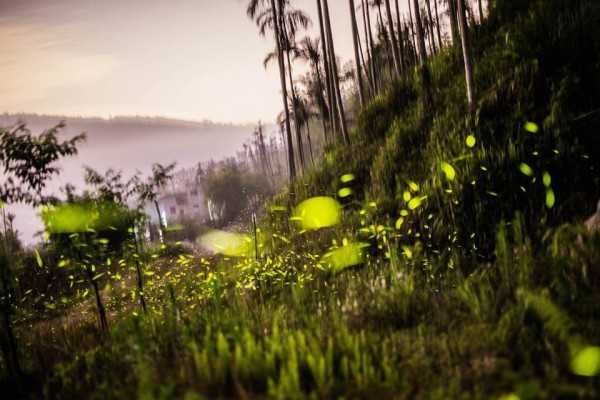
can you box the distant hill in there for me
[0,113,261,173]
[0,113,271,245]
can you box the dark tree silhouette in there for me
[0,122,85,380]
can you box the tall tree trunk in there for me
[434,0,443,49]
[280,13,306,172]
[316,0,337,136]
[365,1,380,93]
[349,0,366,107]
[288,78,305,172]
[407,0,418,65]
[457,0,476,112]
[384,0,402,77]
[306,123,315,165]
[411,0,428,63]
[448,0,459,44]
[394,0,406,73]
[361,0,376,95]
[357,31,374,96]
[314,63,329,145]
[271,0,296,181]
[322,0,350,145]
[425,0,437,55]
[478,0,483,23]
[376,4,395,81]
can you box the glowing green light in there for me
[543,172,551,187]
[524,121,539,133]
[323,243,369,273]
[571,346,600,376]
[338,187,353,198]
[519,163,534,177]
[340,173,355,183]
[441,162,456,181]
[403,191,411,202]
[294,196,341,230]
[199,229,252,257]
[401,245,412,259]
[395,217,404,230]
[42,202,128,233]
[466,135,476,148]
[546,189,555,209]
[498,394,521,400]
[408,181,420,192]
[408,196,425,210]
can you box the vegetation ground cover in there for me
[1,0,600,398]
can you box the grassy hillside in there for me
[290,0,600,256]
[3,0,600,398]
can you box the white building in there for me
[146,168,209,227]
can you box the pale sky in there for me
[0,0,391,124]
